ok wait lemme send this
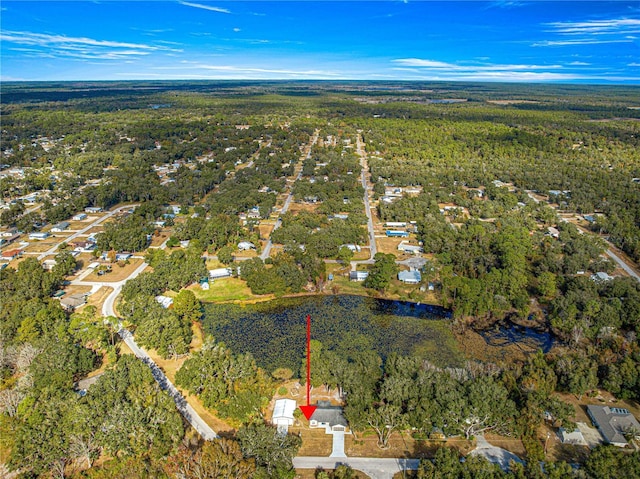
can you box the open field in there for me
[82,258,146,282]
[189,277,272,303]
[149,231,170,247]
[85,286,113,310]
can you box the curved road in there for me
[72,235,219,440]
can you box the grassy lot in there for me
[149,231,170,247]
[85,286,113,310]
[189,277,273,303]
[82,258,147,282]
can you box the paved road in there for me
[87,238,218,441]
[293,457,419,479]
[570,221,640,284]
[117,329,218,440]
[37,204,138,260]
[261,131,318,260]
[606,249,640,282]
[356,133,377,261]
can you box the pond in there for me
[201,294,462,374]
[480,323,557,353]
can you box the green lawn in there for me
[190,277,271,303]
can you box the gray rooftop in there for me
[310,401,348,428]
[587,405,640,446]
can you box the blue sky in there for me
[1,1,639,83]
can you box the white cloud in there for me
[388,58,599,82]
[233,28,241,32]
[629,62,640,67]
[545,18,640,35]
[534,17,640,48]
[392,58,563,71]
[179,2,231,14]
[152,63,342,78]
[533,39,633,47]
[567,61,590,66]
[392,68,584,82]
[0,30,180,60]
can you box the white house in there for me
[209,268,232,279]
[155,295,174,309]
[238,241,256,251]
[29,232,50,240]
[591,272,614,283]
[42,259,57,270]
[72,213,87,221]
[51,221,70,233]
[349,270,369,282]
[398,241,423,254]
[398,270,422,284]
[340,244,361,253]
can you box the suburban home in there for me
[155,295,174,309]
[309,401,349,433]
[1,249,23,261]
[547,227,560,239]
[591,272,614,283]
[340,244,361,253]
[60,293,87,311]
[398,270,422,284]
[73,241,96,252]
[397,241,423,254]
[115,253,132,261]
[209,267,232,279]
[51,221,70,233]
[29,232,50,240]
[583,215,597,223]
[332,214,349,220]
[238,241,256,251]
[349,270,369,282]
[72,213,87,221]
[0,227,19,237]
[587,405,640,447]
[386,230,409,238]
[42,259,57,270]
[85,206,103,213]
[271,399,297,434]
[385,221,407,228]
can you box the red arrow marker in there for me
[299,314,316,420]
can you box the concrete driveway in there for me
[329,431,346,458]
[577,422,604,447]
